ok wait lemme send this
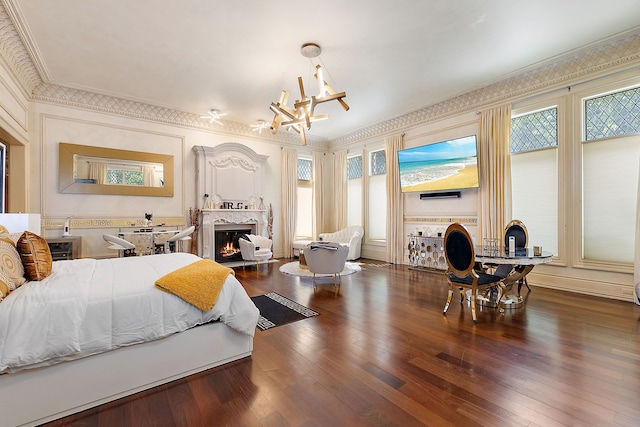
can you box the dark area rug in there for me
[250,292,319,331]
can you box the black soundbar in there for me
[420,191,461,199]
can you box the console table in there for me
[118,228,179,255]
[407,234,447,272]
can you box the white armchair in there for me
[318,226,364,260]
[238,234,273,268]
[304,242,349,295]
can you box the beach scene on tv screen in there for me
[399,135,479,192]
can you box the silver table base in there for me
[467,288,524,310]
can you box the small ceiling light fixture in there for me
[250,119,270,134]
[269,43,349,145]
[200,109,227,125]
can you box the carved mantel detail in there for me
[193,143,269,209]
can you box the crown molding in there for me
[31,81,330,148]
[329,28,640,148]
[1,2,638,152]
[0,0,42,95]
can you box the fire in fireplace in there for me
[214,229,251,263]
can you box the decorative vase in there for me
[190,227,198,255]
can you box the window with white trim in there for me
[582,85,640,263]
[368,149,386,241]
[296,158,313,239]
[510,106,559,255]
[347,155,363,228]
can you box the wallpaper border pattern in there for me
[42,217,187,230]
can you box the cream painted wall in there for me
[27,102,286,258]
[0,50,30,213]
[0,29,638,299]
[40,115,185,217]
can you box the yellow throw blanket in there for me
[155,259,234,311]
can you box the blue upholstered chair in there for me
[443,223,505,323]
[504,219,528,252]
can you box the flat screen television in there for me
[397,134,479,193]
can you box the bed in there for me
[0,250,259,427]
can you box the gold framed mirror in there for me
[59,143,174,197]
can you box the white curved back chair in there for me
[103,234,135,257]
[238,234,272,268]
[303,242,349,296]
[167,226,195,253]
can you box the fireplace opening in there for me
[215,229,251,263]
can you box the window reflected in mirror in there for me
[59,143,174,197]
[74,154,165,188]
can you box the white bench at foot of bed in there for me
[1,322,253,427]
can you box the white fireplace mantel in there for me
[200,209,268,261]
[194,144,270,260]
[193,143,269,207]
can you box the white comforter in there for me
[0,253,259,374]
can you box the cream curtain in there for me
[88,161,108,184]
[142,165,155,187]
[386,134,404,264]
[281,147,298,258]
[332,150,348,230]
[312,152,324,238]
[634,156,640,305]
[478,104,512,242]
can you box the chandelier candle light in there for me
[269,43,349,145]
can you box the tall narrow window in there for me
[582,85,640,262]
[347,155,363,227]
[368,149,386,241]
[296,158,313,239]
[510,106,558,255]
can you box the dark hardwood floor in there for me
[42,259,640,426]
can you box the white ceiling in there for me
[9,0,640,140]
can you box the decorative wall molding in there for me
[0,2,329,149]
[42,217,187,230]
[330,29,640,148]
[0,1,42,95]
[1,2,639,151]
[31,82,329,148]
[404,216,477,225]
[193,143,269,209]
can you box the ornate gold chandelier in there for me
[269,43,349,145]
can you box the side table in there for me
[46,236,82,261]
